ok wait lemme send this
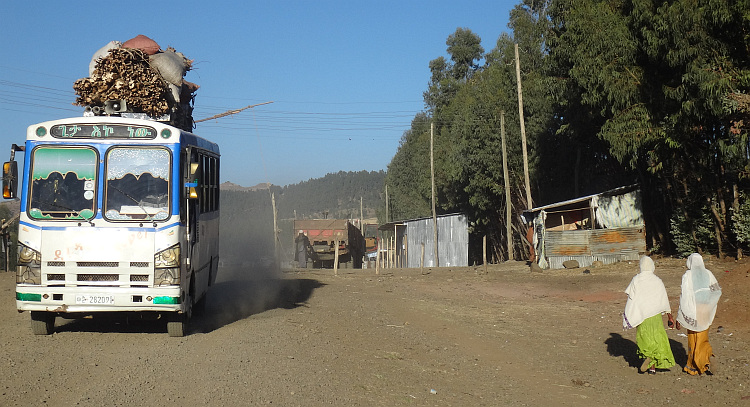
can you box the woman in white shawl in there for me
[623,256,676,374]
[675,253,722,375]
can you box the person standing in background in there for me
[295,231,310,269]
[675,253,722,375]
[623,256,676,374]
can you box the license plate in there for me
[75,294,115,305]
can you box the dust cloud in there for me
[191,255,323,335]
[197,188,324,333]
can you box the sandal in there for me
[640,358,652,373]
[683,366,700,376]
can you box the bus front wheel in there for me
[167,313,187,337]
[30,311,55,335]
[167,288,193,337]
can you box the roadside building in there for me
[379,213,468,269]
[521,185,646,269]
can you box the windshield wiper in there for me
[35,200,95,225]
[108,184,153,221]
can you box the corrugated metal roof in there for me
[379,213,465,230]
[522,184,639,218]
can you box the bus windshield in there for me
[104,147,170,221]
[28,146,97,220]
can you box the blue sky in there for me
[0,1,515,187]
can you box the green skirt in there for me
[636,314,676,369]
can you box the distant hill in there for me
[220,182,271,192]
[0,199,20,217]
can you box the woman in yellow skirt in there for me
[675,253,722,375]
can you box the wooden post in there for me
[421,243,425,274]
[390,234,396,268]
[375,235,380,275]
[515,43,532,210]
[483,235,487,273]
[394,224,398,268]
[501,111,513,260]
[387,236,391,268]
[431,122,439,267]
[404,236,408,268]
[334,241,339,276]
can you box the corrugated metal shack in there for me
[521,185,646,269]
[379,213,468,269]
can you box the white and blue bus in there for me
[3,116,219,336]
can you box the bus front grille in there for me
[77,262,119,267]
[77,274,119,282]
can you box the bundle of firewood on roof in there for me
[73,35,199,131]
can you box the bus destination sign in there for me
[50,124,156,139]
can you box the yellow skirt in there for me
[684,329,713,375]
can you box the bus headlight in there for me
[17,244,41,285]
[154,244,180,286]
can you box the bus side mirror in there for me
[185,162,200,200]
[2,161,17,199]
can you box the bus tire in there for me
[167,313,187,337]
[168,283,194,337]
[30,311,55,335]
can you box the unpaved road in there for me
[1,257,749,406]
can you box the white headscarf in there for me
[676,253,722,332]
[623,256,671,330]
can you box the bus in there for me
[2,116,220,336]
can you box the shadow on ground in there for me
[192,273,324,333]
[605,332,687,369]
[54,314,168,334]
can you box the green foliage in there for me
[446,28,485,80]
[670,204,716,258]
[384,113,432,222]
[732,192,750,244]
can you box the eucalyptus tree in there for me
[383,113,433,223]
[424,28,485,116]
[546,0,750,257]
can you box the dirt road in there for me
[1,257,748,406]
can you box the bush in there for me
[670,204,716,257]
[731,192,750,249]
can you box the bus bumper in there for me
[16,285,184,313]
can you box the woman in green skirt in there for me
[623,256,676,374]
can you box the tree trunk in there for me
[734,183,743,259]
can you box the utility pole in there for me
[271,192,279,271]
[501,111,513,261]
[431,122,439,267]
[515,43,532,210]
[385,184,389,223]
